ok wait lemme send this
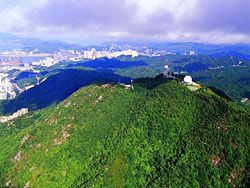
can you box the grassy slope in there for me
[0,79,249,187]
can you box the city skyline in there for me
[0,0,250,44]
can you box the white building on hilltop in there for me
[163,65,170,78]
[183,75,193,85]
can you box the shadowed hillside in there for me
[0,69,130,115]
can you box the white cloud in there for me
[126,0,197,21]
[0,0,49,31]
[0,0,249,43]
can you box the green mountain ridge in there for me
[0,77,249,187]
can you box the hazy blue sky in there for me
[0,0,249,43]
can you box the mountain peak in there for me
[0,77,249,187]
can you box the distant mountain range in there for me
[1,32,250,57]
[0,33,84,52]
[23,40,85,53]
[0,32,42,45]
[106,41,250,56]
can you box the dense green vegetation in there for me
[16,77,37,89]
[115,55,250,108]
[0,76,249,187]
[192,67,250,105]
[3,53,248,117]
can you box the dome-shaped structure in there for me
[183,75,193,84]
[164,65,169,69]
[163,65,170,78]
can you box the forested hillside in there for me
[0,76,249,187]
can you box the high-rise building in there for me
[0,73,15,100]
[0,90,8,100]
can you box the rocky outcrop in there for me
[24,181,30,188]
[0,108,28,123]
[53,126,71,146]
[5,180,12,187]
[21,134,30,145]
[101,84,112,88]
[14,151,22,162]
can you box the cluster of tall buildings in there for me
[0,48,140,100]
[0,73,15,100]
[29,48,140,67]
[0,58,33,72]
[1,48,140,69]
[83,48,139,60]
[32,57,59,67]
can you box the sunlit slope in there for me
[0,78,249,187]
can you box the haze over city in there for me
[0,0,250,43]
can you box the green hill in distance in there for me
[0,76,249,187]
